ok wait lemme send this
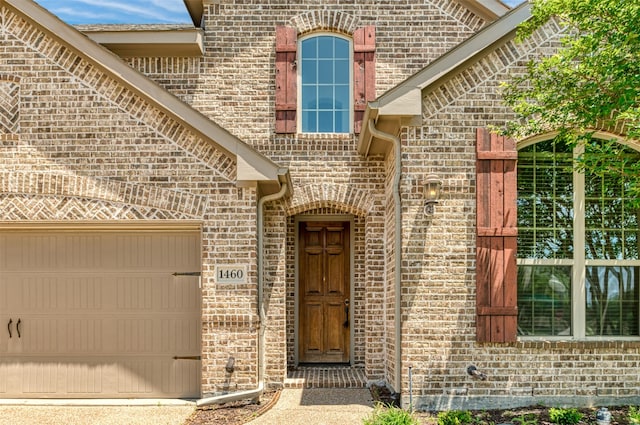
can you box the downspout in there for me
[197,182,288,407]
[367,118,403,399]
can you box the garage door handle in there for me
[16,319,21,338]
[7,318,11,338]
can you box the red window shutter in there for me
[275,26,297,133]
[476,128,518,343]
[353,26,375,134]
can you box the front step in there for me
[285,366,367,389]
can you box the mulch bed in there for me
[183,390,280,425]
[415,406,632,425]
[184,386,633,425]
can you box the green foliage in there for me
[512,413,539,425]
[363,403,419,425]
[472,411,495,425]
[629,406,640,425]
[548,408,583,425]
[437,410,473,425]
[503,0,640,138]
[501,0,640,198]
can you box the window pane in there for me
[317,86,333,109]
[517,229,535,258]
[318,37,333,58]
[301,60,317,84]
[585,229,625,260]
[626,231,639,260]
[301,110,316,133]
[302,86,317,109]
[517,164,535,196]
[301,38,316,59]
[334,86,349,109]
[585,266,639,336]
[334,110,348,133]
[335,59,350,84]
[518,265,572,336]
[584,142,640,260]
[518,139,573,260]
[318,60,333,84]
[318,111,333,132]
[335,38,349,57]
[532,230,572,258]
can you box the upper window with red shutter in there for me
[275,25,375,134]
[300,34,351,133]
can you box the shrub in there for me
[629,406,640,425]
[437,410,473,425]
[512,413,538,425]
[363,403,419,425]
[549,408,583,425]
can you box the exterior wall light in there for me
[424,174,442,215]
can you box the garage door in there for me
[0,229,201,398]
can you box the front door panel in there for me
[299,221,350,363]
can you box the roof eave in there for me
[183,0,204,27]
[456,0,511,21]
[81,27,204,57]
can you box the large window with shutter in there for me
[517,138,640,338]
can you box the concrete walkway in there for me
[248,388,374,425]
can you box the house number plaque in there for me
[215,265,247,284]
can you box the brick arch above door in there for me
[285,183,376,217]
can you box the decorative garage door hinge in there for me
[173,356,202,360]
[172,272,201,276]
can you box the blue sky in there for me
[35,0,523,25]
[35,0,193,25]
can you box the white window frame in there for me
[297,32,353,134]
[517,139,640,341]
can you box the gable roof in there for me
[358,2,531,157]
[5,0,290,196]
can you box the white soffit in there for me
[377,88,422,117]
[81,27,204,57]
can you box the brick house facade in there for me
[1,0,640,410]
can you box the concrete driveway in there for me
[0,402,195,425]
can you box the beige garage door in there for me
[0,229,201,398]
